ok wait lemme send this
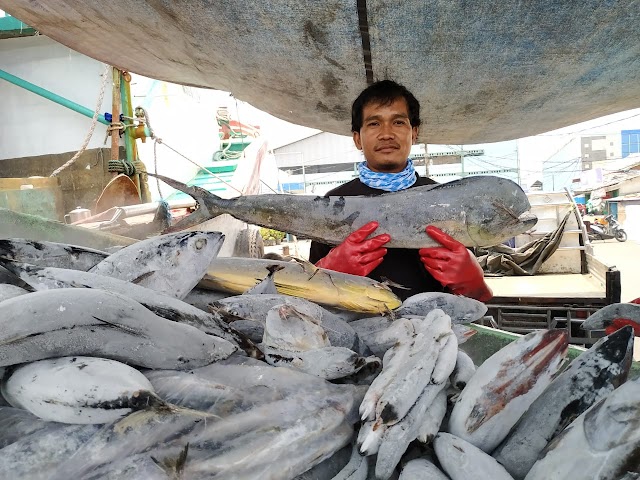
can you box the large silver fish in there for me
[0,238,108,271]
[524,375,640,480]
[152,174,537,248]
[0,288,237,369]
[1,260,260,357]
[90,231,225,299]
[493,326,634,479]
[448,330,568,453]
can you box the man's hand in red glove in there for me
[419,225,493,302]
[316,221,390,276]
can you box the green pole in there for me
[0,68,109,125]
[119,72,135,163]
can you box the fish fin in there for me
[291,257,321,277]
[266,264,285,275]
[379,277,410,290]
[130,270,158,284]
[151,443,189,479]
[207,303,246,323]
[148,173,225,233]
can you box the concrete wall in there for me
[0,35,115,160]
[0,147,124,217]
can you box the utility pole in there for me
[460,145,465,177]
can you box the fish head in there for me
[581,303,640,332]
[463,181,537,247]
[172,231,225,265]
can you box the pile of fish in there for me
[1,235,640,479]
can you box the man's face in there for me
[353,97,418,173]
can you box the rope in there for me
[154,137,163,199]
[107,159,146,175]
[50,64,111,177]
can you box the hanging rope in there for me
[50,63,111,177]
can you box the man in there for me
[308,80,492,302]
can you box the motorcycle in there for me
[588,214,628,242]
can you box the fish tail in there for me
[149,173,228,233]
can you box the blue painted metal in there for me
[0,69,109,125]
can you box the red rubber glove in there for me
[316,221,390,276]
[419,225,493,302]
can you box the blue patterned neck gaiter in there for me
[358,159,417,192]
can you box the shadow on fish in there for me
[150,173,537,248]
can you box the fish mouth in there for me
[518,211,538,230]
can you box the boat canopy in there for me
[2,1,639,143]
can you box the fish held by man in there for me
[151,173,537,249]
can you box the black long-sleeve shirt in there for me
[308,174,444,301]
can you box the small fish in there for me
[493,326,634,479]
[1,357,161,424]
[450,349,476,391]
[90,231,225,299]
[151,173,537,248]
[434,432,514,480]
[396,292,488,323]
[263,304,330,352]
[448,330,568,452]
[0,238,108,271]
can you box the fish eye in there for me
[194,238,206,250]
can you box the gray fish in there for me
[0,238,108,271]
[0,288,236,369]
[434,433,514,480]
[0,260,259,357]
[524,376,640,480]
[399,458,448,480]
[263,345,380,380]
[183,287,230,312]
[0,423,101,480]
[493,326,634,480]
[580,302,640,330]
[229,320,264,344]
[90,231,225,299]
[294,444,353,480]
[152,174,537,248]
[0,407,57,449]
[396,292,488,323]
[214,294,363,351]
[330,442,368,480]
[0,283,28,302]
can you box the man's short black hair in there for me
[351,80,421,132]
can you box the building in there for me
[572,159,640,242]
[272,133,521,195]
